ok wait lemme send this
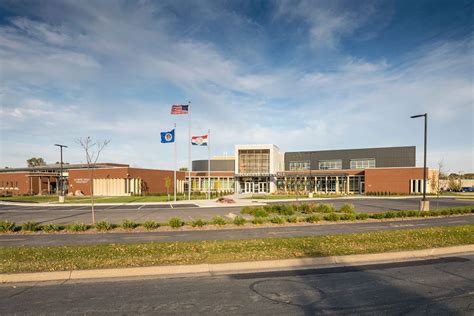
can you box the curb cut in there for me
[2,245,473,284]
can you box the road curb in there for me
[2,245,473,283]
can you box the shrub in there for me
[211,216,227,226]
[190,219,206,228]
[21,221,40,232]
[251,217,265,225]
[407,210,420,217]
[241,206,268,217]
[143,220,160,230]
[270,204,294,216]
[339,203,355,213]
[356,213,369,220]
[270,216,285,224]
[305,214,321,223]
[398,211,408,217]
[241,206,256,214]
[253,208,269,218]
[95,221,113,231]
[299,203,310,214]
[370,213,385,219]
[316,203,335,213]
[233,216,246,226]
[169,217,184,228]
[121,219,138,230]
[384,211,397,219]
[287,216,298,223]
[341,213,357,221]
[42,224,64,232]
[324,213,340,221]
[67,223,88,232]
[0,220,16,232]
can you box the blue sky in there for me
[0,0,472,173]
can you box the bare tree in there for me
[77,137,110,224]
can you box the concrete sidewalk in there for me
[2,245,473,284]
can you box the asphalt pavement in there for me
[0,215,472,247]
[0,197,472,225]
[1,254,473,314]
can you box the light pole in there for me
[54,144,68,203]
[410,113,428,211]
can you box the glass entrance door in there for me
[244,182,253,193]
[258,182,267,193]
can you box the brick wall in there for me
[365,167,426,194]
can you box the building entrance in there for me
[242,179,269,194]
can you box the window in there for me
[350,159,375,169]
[318,160,342,170]
[289,161,310,171]
[238,149,270,174]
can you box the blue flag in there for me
[160,129,175,143]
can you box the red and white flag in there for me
[191,135,208,146]
[171,104,189,114]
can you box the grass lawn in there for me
[1,224,472,274]
[0,194,212,204]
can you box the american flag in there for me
[171,104,189,114]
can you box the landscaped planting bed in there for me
[0,204,473,234]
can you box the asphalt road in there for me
[0,215,472,247]
[0,197,472,225]
[1,254,473,315]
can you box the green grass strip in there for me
[1,225,473,274]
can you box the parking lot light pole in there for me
[54,144,68,203]
[410,113,429,211]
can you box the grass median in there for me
[1,224,473,274]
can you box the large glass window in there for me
[289,161,310,171]
[350,159,375,169]
[318,160,342,170]
[238,149,270,174]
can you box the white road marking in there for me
[0,238,26,242]
[447,220,468,224]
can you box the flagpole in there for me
[188,101,191,201]
[173,122,177,202]
[208,129,211,200]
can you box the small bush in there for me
[21,221,40,232]
[121,219,138,230]
[95,221,113,231]
[233,216,246,226]
[241,206,256,214]
[384,211,397,219]
[211,216,227,226]
[339,203,355,213]
[169,217,184,228]
[287,216,298,223]
[270,204,294,216]
[270,216,285,224]
[398,211,408,217]
[143,220,160,230]
[190,219,206,228]
[316,203,335,213]
[67,223,88,232]
[42,224,64,232]
[324,213,340,221]
[407,210,420,217]
[370,213,385,219]
[299,203,310,214]
[251,217,265,225]
[253,208,269,218]
[0,220,16,232]
[305,214,321,223]
[341,213,357,221]
[356,213,369,220]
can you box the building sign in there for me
[74,178,90,184]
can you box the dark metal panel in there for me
[192,160,235,172]
[285,146,416,170]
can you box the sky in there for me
[0,0,473,173]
